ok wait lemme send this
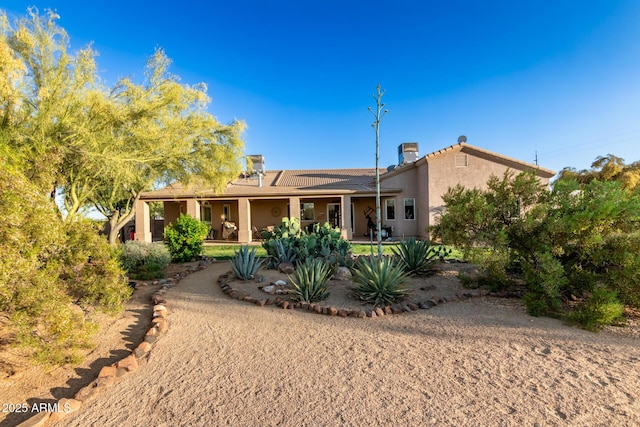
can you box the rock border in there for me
[17,259,214,427]
[217,269,491,319]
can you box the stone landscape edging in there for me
[217,268,491,319]
[17,259,214,427]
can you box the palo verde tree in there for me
[93,49,245,245]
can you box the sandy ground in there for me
[40,261,640,427]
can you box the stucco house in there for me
[135,138,555,243]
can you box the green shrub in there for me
[351,256,410,306]
[119,241,171,280]
[522,251,567,317]
[288,258,332,303]
[230,245,265,280]
[0,165,130,364]
[567,286,624,331]
[392,239,450,276]
[164,214,210,262]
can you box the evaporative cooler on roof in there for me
[398,143,419,164]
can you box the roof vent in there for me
[457,135,467,143]
[398,142,419,165]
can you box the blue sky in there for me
[4,1,640,175]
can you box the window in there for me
[301,203,315,221]
[222,204,231,221]
[404,198,415,220]
[385,199,395,220]
[455,154,468,167]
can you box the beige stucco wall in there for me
[424,146,552,235]
[379,166,422,239]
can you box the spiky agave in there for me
[351,256,410,306]
[392,238,450,276]
[288,258,332,303]
[230,245,265,280]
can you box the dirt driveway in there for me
[57,262,639,427]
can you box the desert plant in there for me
[392,239,451,276]
[230,245,265,280]
[164,214,210,262]
[351,256,410,306]
[567,286,624,331]
[119,241,171,279]
[264,239,298,268]
[288,258,332,303]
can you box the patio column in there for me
[341,195,353,240]
[237,197,251,243]
[288,196,301,221]
[186,199,201,219]
[134,199,152,242]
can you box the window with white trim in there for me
[385,199,395,221]
[404,198,415,220]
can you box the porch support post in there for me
[341,195,353,240]
[186,199,201,219]
[134,199,152,242]
[288,197,301,221]
[237,197,251,243]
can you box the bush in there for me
[119,241,171,280]
[288,258,332,303]
[567,286,624,331]
[0,165,130,364]
[230,245,265,280]
[351,256,409,306]
[392,239,450,276]
[164,214,210,262]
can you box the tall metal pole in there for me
[368,84,388,260]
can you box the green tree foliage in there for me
[0,158,131,364]
[1,8,245,245]
[558,154,640,191]
[164,214,210,262]
[432,166,640,330]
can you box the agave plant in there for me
[351,256,409,306]
[391,239,451,276]
[288,258,332,303]
[230,245,265,280]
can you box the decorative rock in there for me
[98,366,117,378]
[391,306,403,314]
[322,307,329,315]
[418,301,432,309]
[328,307,338,316]
[407,302,419,311]
[153,310,168,318]
[280,301,290,310]
[375,307,385,317]
[133,347,146,359]
[152,318,168,333]
[146,326,159,337]
[278,263,295,274]
[151,295,167,305]
[117,354,139,372]
[256,299,267,307]
[153,304,167,312]
[137,341,152,353]
[116,367,129,378]
[333,266,352,280]
[95,376,116,387]
[144,335,158,344]
[265,298,274,305]
[368,310,377,318]
[273,280,287,286]
[401,305,411,312]
[74,382,99,402]
[428,299,438,306]
[314,305,323,314]
[262,285,275,294]
[338,309,348,317]
[384,306,393,315]
[48,398,82,422]
[16,411,49,427]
